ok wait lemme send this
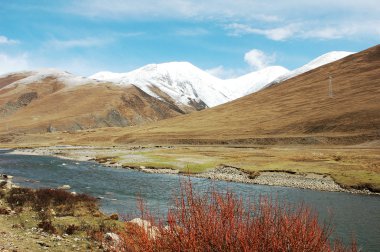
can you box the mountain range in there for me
[90,51,353,106]
[111,44,379,145]
[0,50,354,133]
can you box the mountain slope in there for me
[113,45,380,144]
[0,70,187,133]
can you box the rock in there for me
[57,185,71,190]
[1,174,13,179]
[103,232,120,250]
[0,180,7,188]
[52,235,63,241]
[0,180,13,190]
[105,232,119,242]
[129,218,158,238]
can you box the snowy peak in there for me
[271,51,354,84]
[91,62,230,108]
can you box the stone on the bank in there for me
[58,185,71,190]
[103,232,120,250]
[129,218,158,238]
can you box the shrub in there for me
[5,187,98,218]
[38,219,57,234]
[6,188,35,209]
[65,224,80,235]
[116,180,358,252]
[31,188,98,216]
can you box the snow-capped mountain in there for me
[90,63,289,107]
[91,62,230,108]
[90,52,351,108]
[269,51,354,85]
[3,68,97,87]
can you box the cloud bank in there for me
[66,0,380,41]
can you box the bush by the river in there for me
[115,181,358,252]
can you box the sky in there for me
[0,0,379,78]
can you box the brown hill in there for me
[112,44,380,145]
[0,72,189,133]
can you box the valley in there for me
[1,2,379,251]
[1,45,379,193]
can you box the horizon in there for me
[0,0,379,78]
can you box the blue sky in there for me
[0,0,379,78]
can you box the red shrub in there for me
[116,181,357,252]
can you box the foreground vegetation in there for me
[116,181,358,251]
[0,180,359,251]
[0,186,122,251]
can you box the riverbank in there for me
[0,175,122,251]
[8,146,379,195]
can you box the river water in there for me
[0,149,379,251]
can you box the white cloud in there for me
[244,49,275,70]
[206,49,276,78]
[226,23,298,41]
[0,53,29,75]
[226,20,380,41]
[45,37,111,49]
[300,21,380,40]
[65,0,380,41]
[0,35,19,45]
[68,0,380,21]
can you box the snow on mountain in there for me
[270,51,354,85]
[5,68,97,87]
[91,62,231,107]
[90,51,353,108]
[222,66,289,99]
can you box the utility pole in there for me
[328,74,333,98]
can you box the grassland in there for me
[103,145,380,192]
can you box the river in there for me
[0,149,379,251]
